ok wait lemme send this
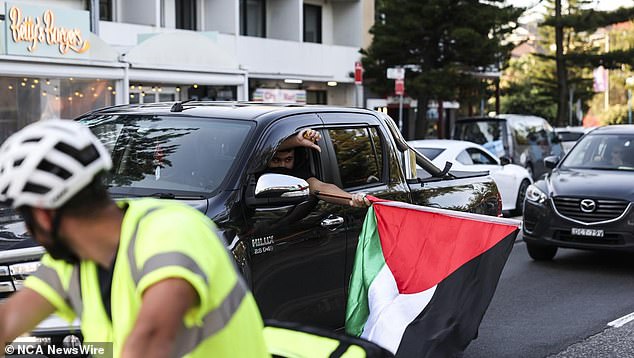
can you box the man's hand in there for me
[297,129,321,152]
[350,193,371,208]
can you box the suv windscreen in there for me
[454,120,506,157]
[560,134,634,171]
[80,115,253,196]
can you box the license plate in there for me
[571,228,604,237]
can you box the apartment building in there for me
[0,0,374,141]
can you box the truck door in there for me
[243,114,348,329]
[317,112,410,300]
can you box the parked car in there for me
[554,126,596,154]
[0,102,501,346]
[408,139,532,216]
[523,125,634,261]
[453,114,563,180]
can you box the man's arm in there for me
[278,129,321,152]
[121,278,198,358]
[0,288,56,345]
[307,178,370,207]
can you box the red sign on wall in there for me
[395,79,405,96]
[354,62,363,84]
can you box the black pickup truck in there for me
[0,102,500,340]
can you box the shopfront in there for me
[0,2,123,142]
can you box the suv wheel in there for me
[526,242,557,261]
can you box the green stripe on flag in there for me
[345,206,387,337]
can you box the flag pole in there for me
[311,190,351,200]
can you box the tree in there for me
[361,0,523,138]
[540,0,634,126]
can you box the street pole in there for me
[625,77,634,125]
[399,94,404,131]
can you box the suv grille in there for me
[552,197,630,223]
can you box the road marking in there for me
[608,312,634,328]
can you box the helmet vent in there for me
[13,158,24,167]
[23,182,50,195]
[37,159,72,180]
[54,142,99,166]
[22,137,42,143]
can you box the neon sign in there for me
[8,6,90,55]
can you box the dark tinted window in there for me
[99,0,112,21]
[176,0,197,30]
[329,127,383,189]
[82,115,253,195]
[558,131,585,142]
[414,147,444,160]
[303,4,322,43]
[241,0,266,37]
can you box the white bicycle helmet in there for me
[0,119,112,209]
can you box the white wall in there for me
[332,1,361,47]
[202,0,236,34]
[236,35,359,83]
[268,0,300,41]
[118,0,157,26]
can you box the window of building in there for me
[99,0,113,21]
[176,0,197,30]
[328,127,384,189]
[303,4,322,43]
[0,77,116,143]
[241,0,266,37]
[306,90,327,104]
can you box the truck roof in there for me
[85,101,378,122]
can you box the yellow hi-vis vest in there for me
[24,198,269,358]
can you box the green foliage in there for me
[600,104,628,124]
[361,0,524,103]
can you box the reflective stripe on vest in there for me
[126,206,249,356]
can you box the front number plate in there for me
[571,228,604,237]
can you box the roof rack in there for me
[170,99,196,112]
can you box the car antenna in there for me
[170,99,195,112]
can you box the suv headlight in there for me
[526,184,547,204]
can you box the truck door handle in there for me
[321,216,344,228]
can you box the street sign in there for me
[395,79,405,96]
[354,62,363,84]
[387,67,405,80]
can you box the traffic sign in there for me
[387,67,405,80]
[395,79,405,96]
[354,62,363,84]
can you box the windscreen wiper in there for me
[149,192,205,199]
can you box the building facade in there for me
[0,0,374,141]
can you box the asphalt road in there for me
[463,231,634,358]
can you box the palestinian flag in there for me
[345,199,519,357]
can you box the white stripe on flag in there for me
[361,265,437,354]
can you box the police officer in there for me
[0,119,269,357]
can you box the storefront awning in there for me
[122,32,245,86]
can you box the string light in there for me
[33,79,39,84]
[193,84,198,89]
[30,84,35,89]
[8,85,13,90]
[69,77,74,81]
[68,97,73,101]
[130,85,135,90]
[130,94,135,99]
[107,86,113,91]
[21,82,26,87]
[93,93,98,97]
[175,87,181,92]
[138,85,143,90]
[42,91,47,96]
[45,79,50,85]
[111,91,116,95]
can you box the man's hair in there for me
[276,148,294,154]
[59,171,112,217]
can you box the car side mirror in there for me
[499,156,511,166]
[245,173,310,207]
[544,155,559,169]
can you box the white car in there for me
[408,139,533,216]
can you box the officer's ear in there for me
[31,207,55,232]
